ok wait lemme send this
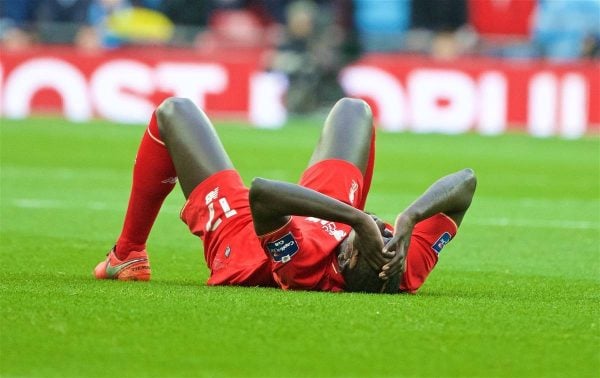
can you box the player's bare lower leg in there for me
[95,97,233,281]
[309,97,374,175]
[306,98,396,292]
[308,97,375,209]
[155,97,233,198]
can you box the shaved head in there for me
[338,233,400,294]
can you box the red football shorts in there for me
[259,159,364,291]
[400,213,458,293]
[180,170,275,287]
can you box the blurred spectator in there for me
[159,0,209,45]
[269,0,320,113]
[81,0,173,50]
[77,0,132,49]
[2,0,597,63]
[35,0,92,44]
[411,0,467,31]
[37,0,91,23]
[160,0,208,26]
[0,0,37,50]
[314,0,358,103]
[268,0,350,114]
[162,0,282,49]
[132,0,162,10]
[468,0,537,59]
[353,0,411,52]
[582,34,600,59]
[195,8,266,52]
[469,0,535,38]
[406,0,475,59]
[532,0,600,61]
[250,0,289,24]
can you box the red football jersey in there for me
[259,216,351,291]
[399,213,458,293]
[259,212,458,293]
[256,159,367,291]
[180,164,458,294]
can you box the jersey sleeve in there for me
[400,213,458,293]
[258,217,346,291]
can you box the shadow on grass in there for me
[4,269,597,305]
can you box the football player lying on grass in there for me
[94,97,476,293]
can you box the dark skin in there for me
[379,169,477,280]
[155,96,476,285]
[156,96,389,272]
[249,178,387,271]
[155,97,233,197]
[249,97,389,270]
[333,169,477,281]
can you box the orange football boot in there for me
[94,247,151,281]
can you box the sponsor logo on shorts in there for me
[349,180,359,205]
[266,232,299,263]
[432,232,452,254]
[205,187,219,204]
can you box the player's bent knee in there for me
[334,97,373,120]
[156,97,195,120]
[463,168,477,194]
[155,97,200,136]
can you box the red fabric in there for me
[259,218,349,291]
[182,160,365,290]
[358,127,376,210]
[299,159,365,208]
[468,0,536,37]
[259,160,364,291]
[400,213,458,293]
[179,158,458,293]
[116,112,177,259]
[180,169,275,287]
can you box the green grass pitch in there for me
[1,117,598,378]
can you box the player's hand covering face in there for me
[380,213,413,280]
[349,213,393,273]
[339,214,401,294]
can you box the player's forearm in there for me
[249,177,370,234]
[400,168,476,224]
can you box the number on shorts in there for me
[206,197,237,231]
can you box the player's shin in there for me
[115,112,177,259]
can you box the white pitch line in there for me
[7,198,599,231]
[8,198,183,214]
[468,218,598,230]
[11,199,66,209]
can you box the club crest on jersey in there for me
[266,233,299,263]
[305,217,347,241]
[205,187,219,204]
[349,180,359,205]
[431,232,452,254]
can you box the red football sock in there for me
[115,112,177,259]
[358,126,376,210]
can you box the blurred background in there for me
[1,0,599,137]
